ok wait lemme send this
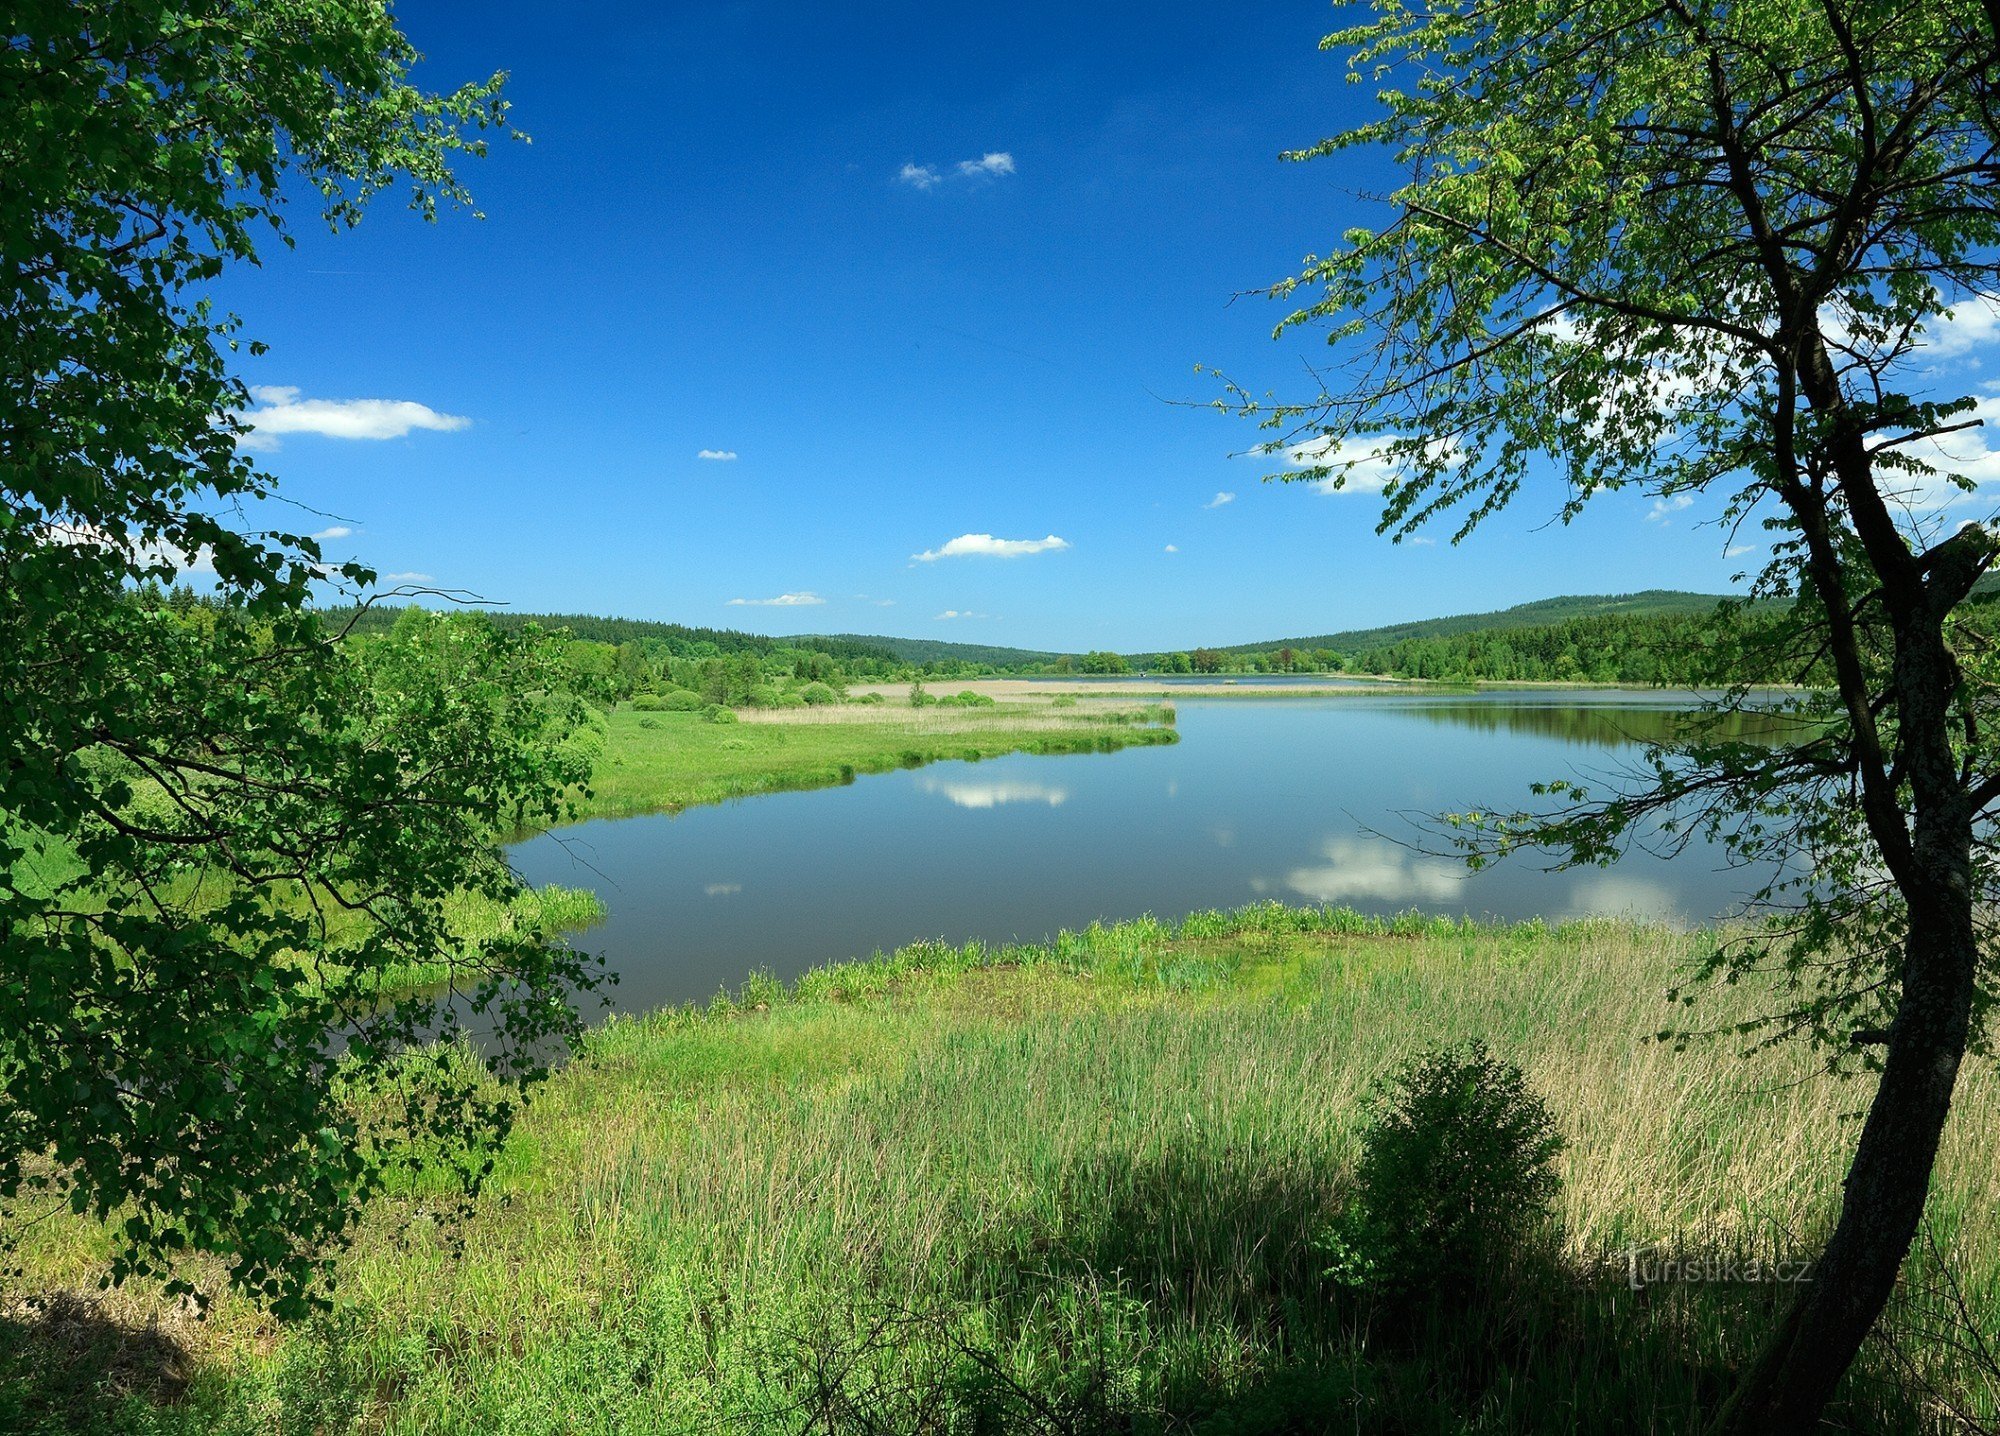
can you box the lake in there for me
[509,691,1781,1013]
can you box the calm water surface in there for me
[510,692,1779,1013]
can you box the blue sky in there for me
[217,0,1820,652]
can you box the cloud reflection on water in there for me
[1282,836,1465,905]
[918,777,1071,810]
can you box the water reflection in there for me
[1377,695,1792,747]
[918,776,1071,809]
[511,694,1781,1015]
[1272,836,1465,905]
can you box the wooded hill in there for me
[1213,590,1740,655]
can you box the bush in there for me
[658,688,703,711]
[800,681,838,706]
[852,691,886,705]
[1327,1039,1563,1293]
[700,704,738,724]
[747,684,785,709]
[946,690,995,707]
[629,693,668,711]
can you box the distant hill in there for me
[796,633,1062,667]
[1217,590,1739,655]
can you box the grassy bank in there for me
[9,906,1995,1433]
[572,699,1178,821]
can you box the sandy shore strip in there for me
[849,677,1419,700]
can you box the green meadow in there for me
[9,906,1995,1433]
[574,698,1179,821]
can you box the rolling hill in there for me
[1212,590,1740,655]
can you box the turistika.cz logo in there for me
[1620,1247,1815,1291]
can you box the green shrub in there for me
[852,691,886,705]
[800,682,838,706]
[747,684,784,709]
[636,716,660,729]
[947,690,995,707]
[700,704,739,725]
[1327,1039,1564,1293]
[658,688,703,711]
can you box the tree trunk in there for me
[1712,624,1980,1433]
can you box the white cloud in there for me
[900,152,1015,189]
[239,386,469,448]
[704,883,742,897]
[1916,293,2000,360]
[1406,535,1436,547]
[912,532,1069,562]
[382,571,435,584]
[935,609,991,620]
[1647,493,1695,524]
[1163,543,1179,553]
[727,591,827,607]
[697,448,738,461]
[957,151,1015,178]
[39,519,215,578]
[1205,491,1236,509]
[310,525,352,541]
[1282,836,1464,905]
[1265,434,1423,496]
[1724,545,1755,559]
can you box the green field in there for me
[9,907,1994,1433]
[573,700,1179,821]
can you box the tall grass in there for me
[7,906,1994,1431]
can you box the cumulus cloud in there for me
[382,571,435,584]
[728,592,826,608]
[1265,434,1439,497]
[1405,535,1437,547]
[1724,545,1756,560]
[1647,493,1696,524]
[1205,491,1235,509]
[1914,293,2000,361]
[899,152,1015,189]
[40,519,216,578]
[1163,543,1179,553]
[697,448,738,461]
[957,151,1015,178]
[935,609,991,620]
[310,525,352,541]
[912,532,1069,562]
[238,386,469,449]
[727,591,827,607]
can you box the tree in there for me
[1,3,601,1315]
[1240,3,2000,1426]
